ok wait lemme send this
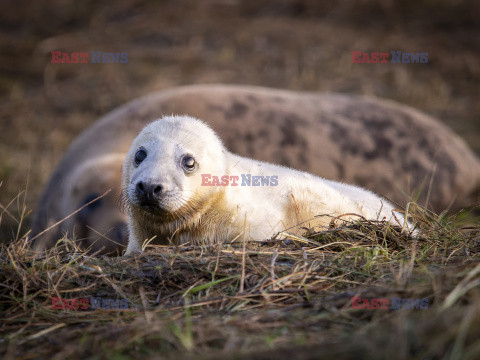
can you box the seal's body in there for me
[123,116,408,254]
[30,85,480,255]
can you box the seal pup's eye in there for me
[134,148,147,166]
[181,155,196,172]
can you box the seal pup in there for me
[123,116,411,254]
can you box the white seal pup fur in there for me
[123,116,412,254]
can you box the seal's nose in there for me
[135,181,163,203]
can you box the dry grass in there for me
[0,0,479,240]
[1,190,479,359]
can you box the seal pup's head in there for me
[122,116,227,222]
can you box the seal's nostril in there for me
[136,182,145,194]
[153,185,162,195]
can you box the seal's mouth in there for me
[139,202,160,212]
[135,200,167,216]
[129,197,175,217]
